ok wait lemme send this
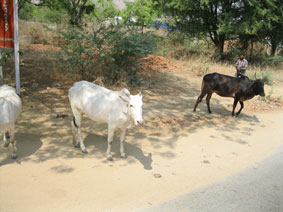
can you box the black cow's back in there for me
[202,73,251,97]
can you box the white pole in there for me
[13,0,20,94]
[0,48,3,86]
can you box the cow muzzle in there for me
[136,120,144,126]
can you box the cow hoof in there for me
[11,154,17,160]
[3,143,9,148]
[107,155,113,161]
[74,144,80,148]
[121,153,127,158]
[81,149,88,154]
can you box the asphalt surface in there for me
[141,146,283,212]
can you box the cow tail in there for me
[200,79,205,92]
[73,117,78,128]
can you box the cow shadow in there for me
[0,133,42,166]
[84,133,153,170]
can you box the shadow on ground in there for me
[0,72,263,168]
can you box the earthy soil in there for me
[0,46,283,212]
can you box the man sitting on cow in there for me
[235,53,248,78]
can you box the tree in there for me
[92,0,121,23]
[122,0,161,33]
[157,0,283,58]
[235,0,283,56]
[43,0,95,25]
[262,0,283,56]
[19,0,95,26]
[155,0,244,57]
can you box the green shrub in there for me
[19,3,37,20]
[19,5,69,24]
[54,24,155,85]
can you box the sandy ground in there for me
[142,145,283,212]
[0,69,283,212]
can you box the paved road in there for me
[141,146,283,212]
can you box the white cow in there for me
[0,85,22,159]
[69,81,144,160]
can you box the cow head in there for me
[253,79,265,97]
[120,89,144,126]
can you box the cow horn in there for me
[254,72,257,79]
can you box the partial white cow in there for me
[0,85,22,159]
[68,81,144,160]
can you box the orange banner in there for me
[0,0,14,48]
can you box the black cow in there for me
[193,73,265,116]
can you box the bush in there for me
[261,70,273,85]
[154,32,214,60]
[35,8,69,24]
[55,24,155,85]
[19,5,69,24]
[19,3,37,20]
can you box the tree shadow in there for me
[0,133,42,166]
[0,70,266,166]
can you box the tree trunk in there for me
[215,39,224,59]
[249,39,254,61]
[271,40,277,56]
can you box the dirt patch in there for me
[140,54,178,71]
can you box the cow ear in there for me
[120,88,131,104]
[119,95,130,104]
[121,88,130,97]
[138,91,142,98]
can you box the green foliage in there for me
[0,49,13,66]
[122,0,161,31]
[155,0,283,59]
[92,0,121,23]
[36,0,95,26]
[55,28,97,80]
[19,3,69,24]
[19,2,37,20]
[55,24,155,85]
[36,8,68,24]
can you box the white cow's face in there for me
[129,92,144,126]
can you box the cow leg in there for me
[77,127,87,153]
[206,93,212,113]
[120,129,127,158]
[236,101,244,116]
[3,132,10,148]
[106,125,115,161]
[71,118,79,148]
[193,92,207,112]
[72,112,87,153]
[232,99,239,116]
[9,128,17,159]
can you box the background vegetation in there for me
[2,0,282,86]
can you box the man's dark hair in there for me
[240,52,246,56]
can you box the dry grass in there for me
[19,20,59,46]
[5,20,281,91]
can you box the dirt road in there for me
[1,71,283,212]
[142,145,283,212]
